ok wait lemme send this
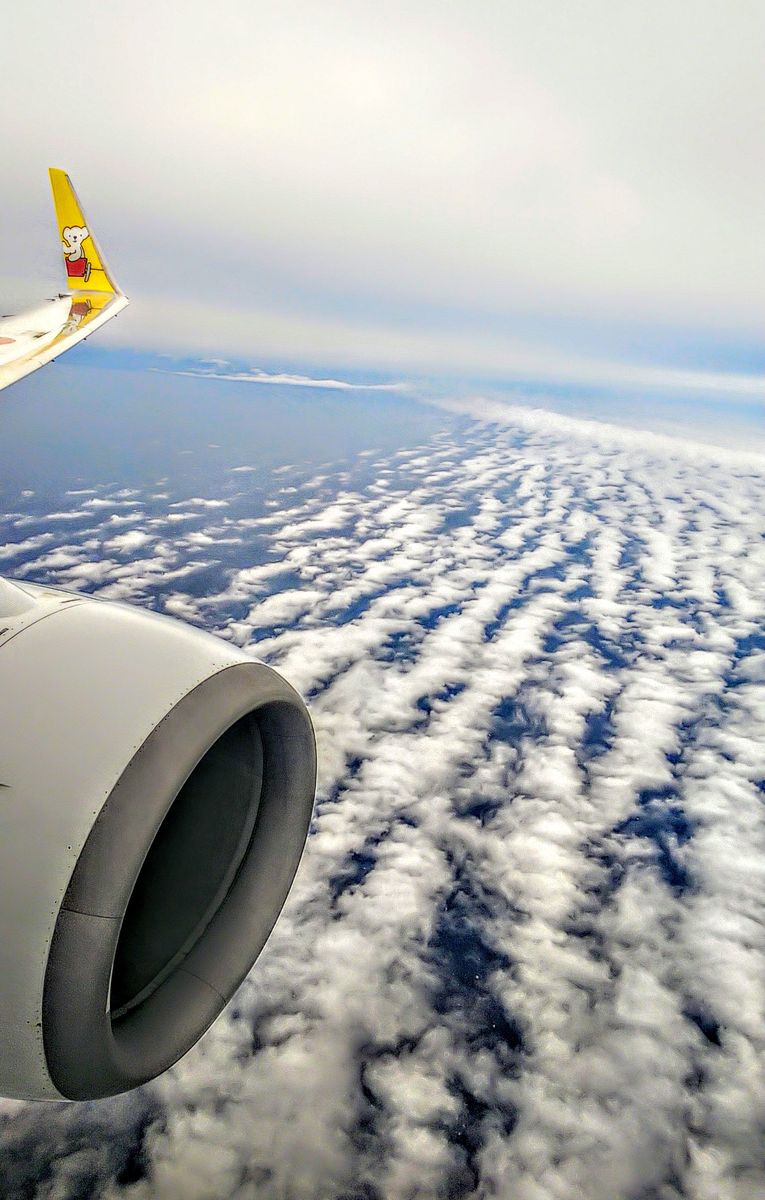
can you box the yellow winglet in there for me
[48,168,120,295]
[0,170,128,392]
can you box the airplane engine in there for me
[0,579,316,1101]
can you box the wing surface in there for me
[0,170,128,393]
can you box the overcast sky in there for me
[2,1,764,391]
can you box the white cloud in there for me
[161,366,411,393]
[3,410,765,1198]
[426,393,765,464]
[104,530,154,554]
[168,498,229,509]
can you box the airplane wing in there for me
[0,169,128,393]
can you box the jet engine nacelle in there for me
[0,579,316,1101]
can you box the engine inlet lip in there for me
[41,661,316,1100]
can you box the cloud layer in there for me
[1,410,765,1199]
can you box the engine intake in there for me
[0,581,316,1100]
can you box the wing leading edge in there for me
[0,170,128,393]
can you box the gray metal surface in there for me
[42,661,316,1099]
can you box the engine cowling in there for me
[0,579,316,1101]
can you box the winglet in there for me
[48,168,122,296]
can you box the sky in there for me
[1,0,764,407]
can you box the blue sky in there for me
[29,340,763,458]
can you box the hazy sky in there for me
[2,1,764,392]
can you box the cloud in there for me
[0,533,54,563]
[103,299,765,410]
[168,498,230,509]
[161,366,412,393]
[104,530,154,554]
[425,393,765,466]
[2,408,765,1198]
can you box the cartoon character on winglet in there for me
[62,225,91,282]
